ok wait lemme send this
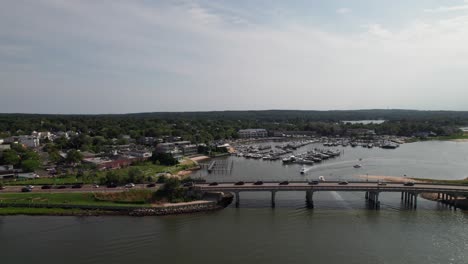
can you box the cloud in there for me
[424,2,468,13]
[1,1,468,113]
[336,8,352,14]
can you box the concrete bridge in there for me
[194,181,468,210]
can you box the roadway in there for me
[0,184,160,194]
[194,181,468,195]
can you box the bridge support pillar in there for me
[306,190,314,208]
[375,192,380,210]
[413,193,418,209]
[401,192,404,200]
[454,195,458,210]
[404,192,408,204]
[271,191,276,208]
[234,192,240,208]
[437,193,441,200]
[365,191,369,200]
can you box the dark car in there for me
[41,185,52,189]
[71,184,83,189]
[107,183,118,188]
[0,186,5,190]
[146,183,156,188]
[57,185,67,189]
[21,187,32,192]
[253,181,263,185]
[234,181,245,186]
[404,182,415,186]
[339,181,349,185]
[309,180,319,185]
[279,181,289,185]
[183,182,194,187]
[208,182,218,186]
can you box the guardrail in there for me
[196,185,468,194]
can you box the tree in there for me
[128,167,144,183]
[150,152,178,166]
[66,149,83,165]
[102,171,122,185]
[21,159,40,172]
[1,149,20,166]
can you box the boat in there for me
[353,164,362,168]
[300,166,306,174]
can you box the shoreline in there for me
[0,192,233,217]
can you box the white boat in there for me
[300,166,306,174]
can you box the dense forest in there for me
[0,110,466,144]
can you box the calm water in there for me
[1,141,468,264]
[196,141,468,182]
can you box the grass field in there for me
[0,191,153,207]
[0,207,115,216]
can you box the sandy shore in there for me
[451,139,468,142]
[156,200,213,208]
[190,156,210,162]
[357,175,418,183]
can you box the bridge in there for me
[194,181,468,209]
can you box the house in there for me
[0,144,11,153]
[19,136,40,148]
[0,165,17,179]
[238,129,268,138]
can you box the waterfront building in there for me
[238,129,268,138]
[181,144,198,156]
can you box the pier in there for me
[195,182,468,210]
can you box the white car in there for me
[27,185,35,189]
[125,183,135,188]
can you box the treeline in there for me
[0,110,467,144]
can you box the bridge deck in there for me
[195,182,468,195]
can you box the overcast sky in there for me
[2,0,468,114]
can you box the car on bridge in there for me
[57,185,67,189]
[377,181,387,186]
[308,180,319,185]
[279,181,289,185]
[147,183,156,188]
[253,181,263,185]
[235,181,245,186]
[404,182,415,186]
[41,185,52,189]
[72,184,83,189]
[208,182,218,186]
[338,181,349,185]
[107,183,118,188]
[21,187,32,192]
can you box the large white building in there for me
[238,129,268,138]
[19,136,40,148]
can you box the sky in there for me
[1,0,468,114]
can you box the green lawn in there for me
[0,192,152,207]
[5,176,82,186]
[0,207,112,216]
